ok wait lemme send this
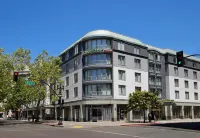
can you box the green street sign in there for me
[25,80,35,85]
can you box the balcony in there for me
[84,75,111,81]
[83,46,112,55]
[84,60,112,69]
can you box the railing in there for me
[84,91,111,96]
[85,60,111,66]
[85,45,111,51]
[84,75,111,81]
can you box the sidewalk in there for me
[42,119,200,128]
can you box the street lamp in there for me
[40,80,64,125]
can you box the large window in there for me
[74,45,78,55]
[185,92,189,100]
[66,76,69,86]
[74,87,78,97]
[149,52,154,60]
[118,55,125,66]
[66,90,69,99]
[194,93,198,100]
[117,42,125,51]
[134,47,140,55]
[74,58,79,69]
[134,59,141,69]
[85,39,111,51]
[156,77,162,86]
[156,64,161,72]
[184,69,188,77]
[135,73,141,82]
[119,85,126,96]
[84,69,111,81]
[84,84,111,96]
[185,80,189,88]
[84,54,111,66]
[194,82,198,90]
[149,63,154,72]
[193,71,197,79]
[155,54,160,61]
[174,67,178,76]
[174,79,179,87]
[118,70,126,80]
[175,91,179,99]
[149,76,155,85]
[74,73,78,83]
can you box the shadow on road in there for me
[151,122,200,131]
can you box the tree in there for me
[28,50,62,122]
[0,48,13,102]
[127,90,161,123]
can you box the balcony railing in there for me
[85,60,111,66]
[85,45,111,51]
[84,75,111,81]
[84,91,111,96]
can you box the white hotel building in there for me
[26,30,200,121]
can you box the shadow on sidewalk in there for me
[151,122,200,131]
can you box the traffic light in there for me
[176,51,184,67]
[13,72,19,82]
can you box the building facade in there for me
[33,30,200,121]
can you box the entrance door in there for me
[92,108,102,121]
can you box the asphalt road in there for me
[1,123,200,138]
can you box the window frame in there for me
[185,91,189,100]
[118,85,126,96]
[175,91,179,99]
[134,58,141,69]
[65,90,69,99]
[118,70,126,81]
[74,73,78,83]
[135,72,141,82]
[118,55,125,66]
[74,87,78,97]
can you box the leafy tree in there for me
[0,48,13,102]
[28,50,61,122]
[127,90,161,123]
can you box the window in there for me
[149,52,154,60]
[66,64,69,73]
[74,73,78,83]
[134,47,140,55]
[74,87,78,97]
[194,82,198,90]
[74,58,79,69]
[149,77,155,85]
[65,51,69,60]
[84,54,111,66]
[193,71,197,79]
[66,77,69,86]
[134,59,141,69]
[185,80,189,88]
[74,45,78,55]
[174,67,178,76]
[84,84,111,96]
[184,69,188,77]
[156,64,161,72]
[118,55,125,66]
[185,92,189,99]
[117,42,125,51]
[84,69,111,80]
[118,70,126,80]
[173,57,176,63]
[174,79,179,87]
[194,93,198,100]
[149,63,154,72]
[135,87,141,91]
[65,90,69,99]
[156,77,162,86]
[175,91,179,99]
[155,54,160,61]
[193,62,196,68]
[135,73,141,82]
[118,85,126,96]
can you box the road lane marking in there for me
[73,126,83,128]
[80,129,146,138]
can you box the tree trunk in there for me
[35,100,41,122]
[143,109,146,123]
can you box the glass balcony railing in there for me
[85,60,111,66]
[85,91,111,96]
[84,75,111,81]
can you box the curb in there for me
[120,123,160,127]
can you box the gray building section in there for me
[24,30,200,121]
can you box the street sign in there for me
[25,80,35,85]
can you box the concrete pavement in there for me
[0,123,200,138]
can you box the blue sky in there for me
[0,0,200,59]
